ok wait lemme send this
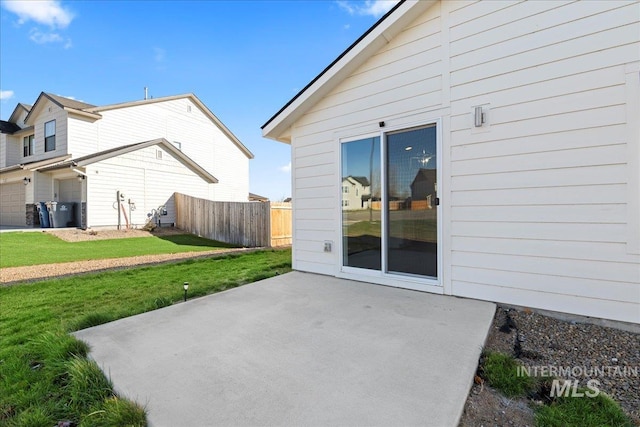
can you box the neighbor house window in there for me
[44,120,56,152]
[23,135,34,157]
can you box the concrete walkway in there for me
[74,272,495,427]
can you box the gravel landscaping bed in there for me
[460,306,640,426]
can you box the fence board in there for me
[174,193,292,248]
[175,193,270,247]
[270,202,293,247]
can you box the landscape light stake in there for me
[183,282,189,302]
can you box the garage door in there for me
[0,182,26,226]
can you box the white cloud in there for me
[28,27,72,47]
[2,0,74,28]
[336,0,399,18]
[279,162,291,173]
[0,90,15,100]
[29,28,61,43]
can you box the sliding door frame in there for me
[338,118,443,291]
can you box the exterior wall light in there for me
[474,106,485,127]
[77,174,86,182]
[23,177,31,185]
[183,282,189,302]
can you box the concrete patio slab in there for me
[74,272,495,427]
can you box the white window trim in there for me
[44,120,56,152]
[336,118,443,292]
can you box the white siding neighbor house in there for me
[0,92,252,228]
[263,0,640,324]
[342,176,371,210]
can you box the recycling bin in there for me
[49,202,76,227]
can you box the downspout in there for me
[72,169,88,229]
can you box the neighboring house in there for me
[0,92,253,228]
[249,192,269,202]
[262,0,640,324]
[410,168,436,210]
[341,176,370,209]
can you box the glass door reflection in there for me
[386,125,437,278]
[341,136,381,271]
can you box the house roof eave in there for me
[8,103,31,124]
[65,107,102,121]
[261,0,437,142]
[38,138,218,184]
[86,93,254,159]
[24,92,97,125]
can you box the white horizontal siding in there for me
[34,174,53,203]
[1,135,21,168]
[452,236,639,264]
[452,280,639,324]
[450,2,635,64]
[25,100,68,163]
[68,97,248,202]
[67,117,99,158]
[290,4,444,274]
[451,184,627,206]
[450,44,638,101]
[451,123,627,161]
[86,145,210,227]
[286,0,640,322]
[447,0,639,322]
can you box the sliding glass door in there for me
[341,136,381,270]
[341,124,438,280]
[386,125,438,277]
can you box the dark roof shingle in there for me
[45,93,96,110]
[0,120,21,134]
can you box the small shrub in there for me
[535,392,633,427]
[79,397,146,427]
[66,358,113,412]
[480,351,536,397]
[69,313,116,331]
[11,406,51,427]
[31,332,89,361]
[150,296,173,309]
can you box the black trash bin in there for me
[49,202,76,227]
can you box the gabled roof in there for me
[46,93,96,110]
[24,92,101,125]
[8,103,31,124]
[86,93,254,159]
[411,168,436,187]
[12,91,253,160]
[249,192,269,202]
[261,0,436,143]
[344,176,370,187]
[37,138,218,183]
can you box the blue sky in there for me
[0,0,398,200]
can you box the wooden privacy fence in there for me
[270,202,292,247]
[174,193,291,247]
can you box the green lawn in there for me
[0,248,292,426]
[0,232,237,268]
